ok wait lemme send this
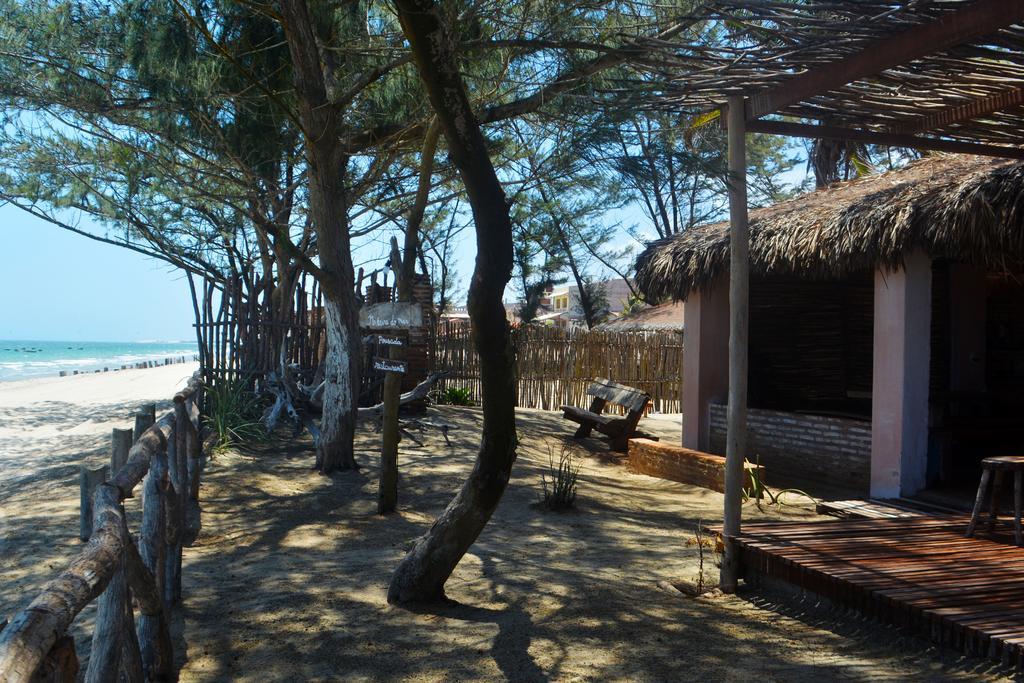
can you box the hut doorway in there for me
[926,264,1024,504]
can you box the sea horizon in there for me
[0,339,199,382]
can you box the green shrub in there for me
[203,379,266,451]
[540,444,580,510]
[435,386,474,406]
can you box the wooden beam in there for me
[745,119,1024,160]
[746,0,1024,120]
[720,95,749,594]
[891,87,1024,135]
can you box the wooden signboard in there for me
[373,357,407,374]
[360,302,423,330]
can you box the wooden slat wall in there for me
[434,323,684,413]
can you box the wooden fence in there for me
[195,273,326,388]
[0,372,206,682]
[434,324,684,413]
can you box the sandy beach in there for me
[0,363,199,623]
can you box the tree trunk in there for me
[388,0,518,605]
[316,293,361,473]
[280,0,362,474]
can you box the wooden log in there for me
[139,447,168,616]
[85,498,128,683]
[186,401,202,502]
[30,633,78,683]
[119,608,143,683]
[0,485,123,681]
[111,429,133,475]
[109,415,171,499]
[124,538,172,682]
[133,407,155,446]
[79,466,108,542]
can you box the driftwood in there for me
[262,366,447,449]
[356,371,447,420]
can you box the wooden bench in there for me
[561,378,658,451]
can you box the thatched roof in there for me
[595,302,684,332]
[635,155,1024,302]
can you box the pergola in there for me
[630,0,1024,591]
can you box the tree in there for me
[387,0,519,604]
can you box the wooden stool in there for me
[966,455,1024,546]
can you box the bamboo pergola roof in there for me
[628,0,1024,157]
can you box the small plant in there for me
[434,386,474,406]
[743,455,817,509]
[540,443,580,510]
[684,520,719,594]
[203,379,266,451]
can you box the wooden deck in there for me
[735,514,1024,670]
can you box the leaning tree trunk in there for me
[388,0,518,605]
[280,0,361,473]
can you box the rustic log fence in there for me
[435,323,685,413]
[194,273,326,390]
[0,372,205,682]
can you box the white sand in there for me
[0,363,199,620]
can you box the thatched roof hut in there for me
[635,155,1024,302]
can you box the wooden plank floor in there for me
[736,514,1024,670]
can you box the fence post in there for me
[164,415,185,606]
[126,520,172,681]
[79,466,108,541]
[134,404,156,444]
[85,489,127,683]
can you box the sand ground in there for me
[0,365,198,636]
[0,371,1016,681]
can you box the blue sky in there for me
[0,155,810,342]
[0,204,197,342]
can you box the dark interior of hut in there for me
[928,264,1024,502]
[747,272,874,420]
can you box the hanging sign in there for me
[376,335,404,347]
[373,357,407,374]
[360,302,422,329]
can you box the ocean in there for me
[0,340,199,382]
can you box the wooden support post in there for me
[85,498,128,683]
[79,466,108,542]
[111,428,133,474]
[378,238,405,516]
[186,400,202,501]
[720,95,750,593]
[133,404,156,444]
[125,535,172,681]
[33,634,79,683]
[140,447,168,614]
[163,412,187,606]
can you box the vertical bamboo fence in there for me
[0,372,205,682]
[195,273,326,388]
[434,323,685,413]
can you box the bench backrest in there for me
[587,377,650,413]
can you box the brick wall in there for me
[628,439,759,493]
[709,404,871,494]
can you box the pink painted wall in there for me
[870,250,932,497]
[682,279,729,451]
